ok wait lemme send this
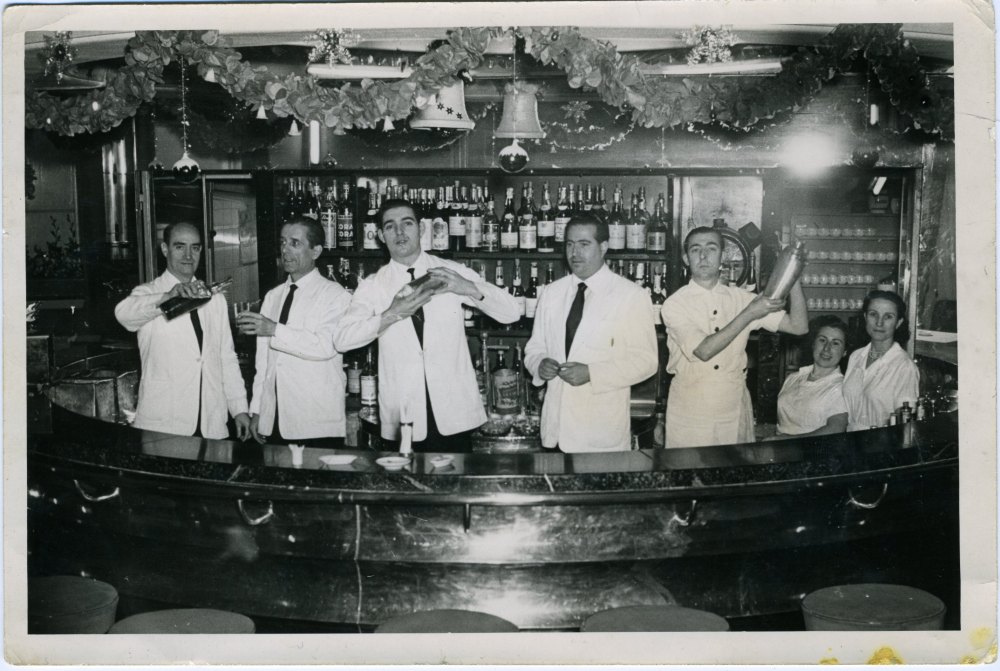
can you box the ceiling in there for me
[23,24,954,77]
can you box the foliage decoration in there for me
[26,24,952,142]
[681,26,738,65]
[27,215,82,279]
[307,29,358,66]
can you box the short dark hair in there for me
[683,226,723,254]
[862,290,910,344]
[163,221,201,245]
[565,213,609,243]
[282,216,324,249]
[378,198,417,229]
[809,314,849,345]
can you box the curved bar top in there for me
[28,352,960,630]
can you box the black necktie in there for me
[278,284,298,325]
[565,282,587,358]
[407,268,424,348]
[190,309,203,351]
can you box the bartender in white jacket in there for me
[114,222,250,440]
[524,214,658,452]
[335,199,521,451]
[237,217,352,446]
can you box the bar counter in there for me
[28,351,960,631]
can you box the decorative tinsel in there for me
[541,101,635,153]
[307,29,358,66]
[26,25,954,141]
[681,26,738,65]
[350,101,497,153]
[38,31,77,82]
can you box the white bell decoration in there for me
[410,78,475,131]
[494,81,545,139]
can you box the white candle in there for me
[309,120,321,165]
[869,103,879,126]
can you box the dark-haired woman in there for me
[842,291,919,430]
[774,316,849,437]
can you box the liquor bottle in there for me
[500,187,519,251]
[626,192,647,250]
[606,185,627,250]
[518,182,538,251]
[448,184,466,252]
[337,182,355,250]
[340,258,358,292]
[537,181,555,253]
[362,189,380,250]
[301,179,320,220]
[524,261,539,324]
[482,192,500,252]
[595,184,608,223]
[491,349,519,416]
[474,346,488,410]
[626,260,637,282]
[544,262,555,290]
[360,346,377,407]
[511,261,526,327]
[554,182,571,248]
[646,193,668,252]
[465,185,483,250]
[650,264,666,325]
[570,183,581,216]
[478,332,491,411]
[634,261,651,293]
[321,182,338,249]
[418,188,434,251]
[582,183,594,213]
[431,186,449,252]
[494,260,506,291]
[160,278,233,320]
[346,355,362,396]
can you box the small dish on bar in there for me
[319,454,356,467]
[376,456,411,470]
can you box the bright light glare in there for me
[782,134,838,177]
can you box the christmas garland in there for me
[26,25,953,141]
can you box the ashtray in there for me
[376,455,412,470]
[429,455,454,469]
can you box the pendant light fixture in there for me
[494,34,544,174]
[171,56,201,185]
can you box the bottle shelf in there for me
[318,248,670,262]
[806,259,895,265]
[799,235,899,241]
[803,284,876,289]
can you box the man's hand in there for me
[237,312,278,337]
[557,362,590,386]
[743,294,786,321]
[249,414,266,444]
[538,357,561,381]
[234,412,251,441]
[427,267,483,300]
[387,286,434,321]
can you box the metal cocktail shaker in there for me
[763,241,807,300]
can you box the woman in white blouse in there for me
[774,316,849,437]
[842,291,920,430]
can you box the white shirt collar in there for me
[286,266,321,289]
[389,251,428,277]
[573,264,614,292]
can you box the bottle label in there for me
[538,219,555,238]
[432,217,449,250]
[626,223,647,250]
[515,294,526,316]
[465,216,483,248]
[363,222,380,250]
[646,231,667,251]
[347,367,362,395]
[608,225,626,250]
[360,376,377,406]
[449,214,466,236]
[483,223,499,251]
[526,296,538,319]
[492,370,519,414]
[519,226,537,250]
[501,231,518,249]
[322,211,337,249]
[419,217,433,251]
[554,216,570,243]
[337,214,354,248]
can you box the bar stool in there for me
[108,608,256,634]
[375,609,519,633]
[29,575,119,634]
[581,605,730,632]
[801,583,946,630]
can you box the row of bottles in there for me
[278,177,674,255]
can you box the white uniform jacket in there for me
[114,270,248,439]
[334,253,521,440]
[524,266,658,452]
[843,342,919,431]
[249,268,353,439]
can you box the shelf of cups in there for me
[799,235,899,241]
[806,259,894,265]
[802,284,872,289]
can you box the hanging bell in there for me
[494,81,545,139]
[409,78,475,131]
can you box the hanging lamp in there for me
[171,56,201,185]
